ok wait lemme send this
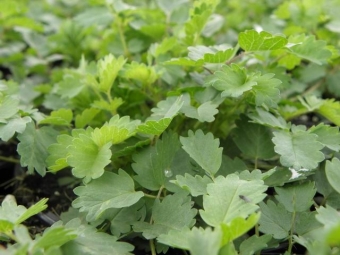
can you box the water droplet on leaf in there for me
[164,169,173,177]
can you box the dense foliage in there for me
[1,0,340,254]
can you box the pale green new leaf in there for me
[317,99,340,126]
[91,98,123,113]
[275,182,316,212]
[67,134,112,180]
[172,174,213,196]
[288,35,332,65]
[124,62,158,85]
[137,118,172,136]
[32,226,76,252]
[62,218,134,255]
[259,201,292,239]
[17,122,58,176]
[39,108,73,126]
[56,74,85,99]
[239,234,272,255]
[232,116,276,159]
[0,116,31,141]
[98,54,126,92]
[309,124,340,151]
[158,227,222,255]
[180,129,222,177]
[75,108,100,128]
[272,126,324,169]
[238,30,287,51]
[325,158,340,194]
[221,213,260,243]
[46,134,73,172]
[206,64,257,97]
[133,193,197,239]
[72,170,144,221]
[200,175,267,227]
[150,95,185,120]
[133,132,180,190]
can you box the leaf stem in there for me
[0,155,20,164]
[150,239,157,255]
[288,196,297,253]
[143,193,163,199]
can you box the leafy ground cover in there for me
[1,0,340,254]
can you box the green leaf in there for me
[39,108,73,126]
[46,134,73,172]
[258,200,292,239]
[0,195,47,226]
[181,101,220,122]
[221,213,261,243]
[309,124,340,151]
[17,122,58,176]
[137,118,172,136]
[0,96,19,122]
[206,64,257,97]
[180,129,222,177]
[231,116,276,159]
[275,182,316,212]
[325,158,340,194]
[238,30,287,51]
[294,211,322,237]
[200,175,267,227]
[91,115,140,147]
[150,95,184,120]
[124,62,158,85]
[133,192,197,239]
[75,108,100,128]
[97,54,126,93]
[0,116,31,142]
[251,73,281,108]
[91,98,123,114]
[171,174,213,196]
[67,133,112,180]
[239,234,272,255]
[317,99,340,126]
[133,132,180,191]
[73,7,113,27]
[272,126,324,170]
[158,227,222,255]
[32,226,76,252]
[156,0,188,16]
[72,170,144,221]
[56,74,85,99]
[287,35,332,64]
[248,108,288,130]
[62,218,134,255]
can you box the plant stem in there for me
[143,193,162,199]
[254,157,258,170]
[150,239,157,255]
[0,155,20,164]
[288,196,297,254]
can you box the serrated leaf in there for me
[72,170,144,221]
[172,174,213,196]
[39,108,73,126]
[63,218,134,255]
[75,108,100,128]
[248,108,288,130]
[17,122,58,176]
[325,158,340,194]
[309,124,340,151]
[181,101,219,122]
[91,115,140,147]
[294,211,322,237]
[16,198,48,225]
[67,134,112,180]
[206,64,257,97]
[238,30,287,51]
[158,227,222,255]
[98,54,126,92]
[124,62,158,85]
[200,175,267,227]
[239,234,272,255]
[231,116,276,159]
[259,201,292,239]
[272,126,324,169]
[251,73,281,108]
[0,116,31,141]
[91,98,123,114]
[132,132,180,191]
[287,35,332,64]
[46,134,73,172]
[275,182,316,212]
[137,118,172,136]
[56,74,85,99]
[150,95,184,120]
[180,129,222,177]
[133,192,197,239]
[0,96,19,121]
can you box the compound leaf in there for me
[180,129,222,177]
[72,170,144,221]
[200,174,267,227]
